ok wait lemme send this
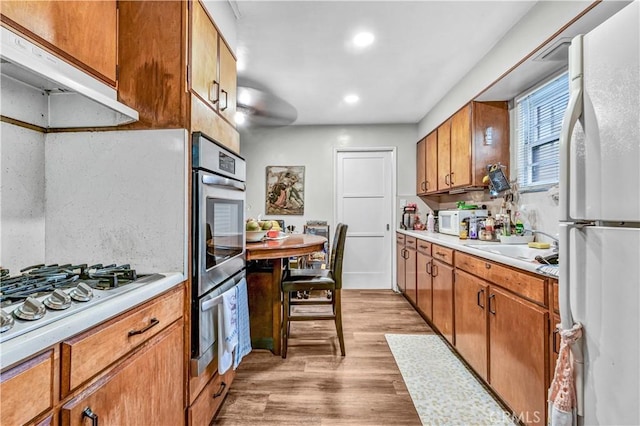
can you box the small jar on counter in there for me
[459,220,468,239]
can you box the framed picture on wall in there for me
[266,166,305,215]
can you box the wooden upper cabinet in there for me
[416,137,427,195]
[425,131,438,194]
[1,0,117,85]
[450,104,473,188]
[191,0,220,110]
[423,101,509,194]
[437,118,452,191]
[219,42,237,123]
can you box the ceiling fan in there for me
[236,77,297,127]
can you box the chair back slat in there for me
[332,223,348,290]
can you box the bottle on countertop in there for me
[469,211,478,240]
[427,212,435,233]
[514,211,525,236]
[504,209,513,236]
[459,219,468,240]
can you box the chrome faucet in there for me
[525,229,559,251]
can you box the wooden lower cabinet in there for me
[61,320,184,426]
[0,349,57,426]
[431,259,454,344]
[416,250,433,321]
[489,286,548,425]
[404,241,417,306]
[454,270,488,380]
[188,368,235,426]
[396,234,406,293]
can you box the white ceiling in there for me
[233,1,538,126]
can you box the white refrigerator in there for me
[559,1,640,424]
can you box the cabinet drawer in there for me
[455,251,489,279]
[405,236,417,250]
[1,349,55,426]
[188,368,236,426]
[485,262,546,305]
[61,286,183,395]
[417,239,431,255]
[396,233,406,245]
[432,244,454,265]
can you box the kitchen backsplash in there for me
[0,123,46,271]
[0,125,188,274]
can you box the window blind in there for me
[516,72,569,189]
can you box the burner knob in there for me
[70,282,93,302]
[44,289,72,310]
[13,296,46,321]
[1,309,15,332]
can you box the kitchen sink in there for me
[466,244,557,263]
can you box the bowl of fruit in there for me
[245,219,273,242]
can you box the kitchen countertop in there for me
[397,229,558,278]
[0,272,185,370]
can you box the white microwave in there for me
[438,209,488,236]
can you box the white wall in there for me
[240,124,419,233]
[0,123,46,272]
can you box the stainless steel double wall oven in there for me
[191,132,246,375]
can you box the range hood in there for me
[0,26,138,129]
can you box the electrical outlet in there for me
[400,199,407,207]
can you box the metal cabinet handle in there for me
[444,174,450,185]
[477,288,485,309]
[220,89,228,111]
[209,80,219,104]
[213,381,227,398]
[435,252,446,258]
[426,261,432,275]
[431,263,438,278]
[485,263,491,269]
[488,294,496,315]
[553,328,560,354]
[82,407,99,426]
[128,318,159,337]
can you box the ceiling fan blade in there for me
[237,86,297,126]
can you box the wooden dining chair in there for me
[281,223,348,358]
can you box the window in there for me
[515,72,569,190]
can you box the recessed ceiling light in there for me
[235,111,246,125]
[344,94,359,104]
[353,32,375,48]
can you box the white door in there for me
[335,149,395,289]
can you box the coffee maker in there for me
[400,205,416,229]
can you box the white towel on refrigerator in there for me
[217,285,238,374]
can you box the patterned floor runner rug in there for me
[385,334,516,426]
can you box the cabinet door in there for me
[219,41,237,124]
[416,138,427,195]
[489,286,548,425]
[61,321,184,426]
[190,0,219,110]
[450,104,472,189]
[431,260,454,344]
[549,314,561,386]
[396,241,406,293]
[437,118,452,190]
[405,247,417,305]
[1,0,117,84]
[454,270,488,380]
[416,251,433,321]
[425,131,438,194]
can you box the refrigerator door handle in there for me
[560,35,584,222]
[559,223,585,416]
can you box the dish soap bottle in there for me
[514,212,525,236]
[427,212,435,233]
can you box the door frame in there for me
[333,147,397,290]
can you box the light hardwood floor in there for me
[216,289,434,425]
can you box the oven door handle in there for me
[202,174,246,191]
[201,294,223,312]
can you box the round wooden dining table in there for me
[245,234,327,355]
